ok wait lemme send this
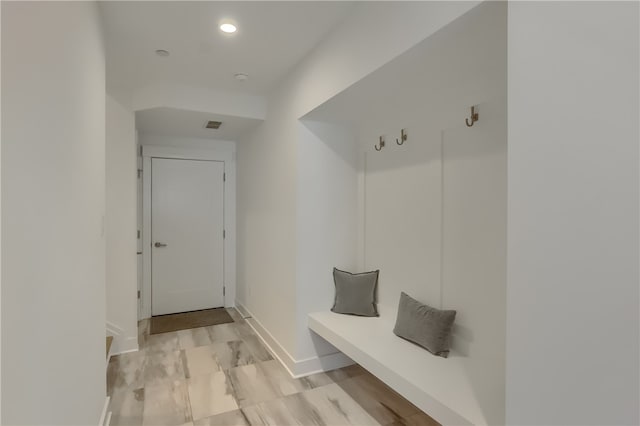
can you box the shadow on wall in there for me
[295,119,359,361]
[300,119,358,170]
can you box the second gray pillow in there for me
[393,292,456,358]
[331,268,379,317]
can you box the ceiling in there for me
[100,1,354,95]
[135,107,262,140]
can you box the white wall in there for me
[1,2,107,424]
[282,1,481,118]
[106,94,138,354]
[296,120,359,361]
[132,84,266,121]
[237,1,481,372]
[140,133,235,152]
[0,1,3,419]
[236,102,299,356]
[506,2,639,425]
[306,3,506,422]
[336,1,507,310]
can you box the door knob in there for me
[154,242,167,248]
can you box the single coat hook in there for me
[465,106,479,127]
[396,129,407,145]
[375,136,385,151]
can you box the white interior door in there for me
[151,158,225,315]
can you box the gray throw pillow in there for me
[393,292,456,358]
[331,268,379,317]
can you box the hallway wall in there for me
[237,1,481,373]
[506,2,639,424]
[106,94,138,354]
[353,4,506,423]
[299,4,507,422]
[1,1,107,424]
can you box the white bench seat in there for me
[308,311,486,426]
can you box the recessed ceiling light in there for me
[220,22,237,34]
[155,49,170,57]
[234,73,249,81]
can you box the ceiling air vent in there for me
[205,120,222,129]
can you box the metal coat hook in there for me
[396,129,407,145]
[375,136,385,151]
[465,106,479,127]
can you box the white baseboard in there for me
[106,321,139,356]
[112,336,139,355]
[106,321,123,336]
[107,336,139,359]
[234,302,251,319]
[98,396,110,426]
[235,300,353,378]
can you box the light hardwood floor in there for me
[107,309,439,426]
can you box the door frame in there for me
[141,145,236,319]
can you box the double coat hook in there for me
[396,129,407,145]
[375,129,407,151]
[465,106,479,127]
